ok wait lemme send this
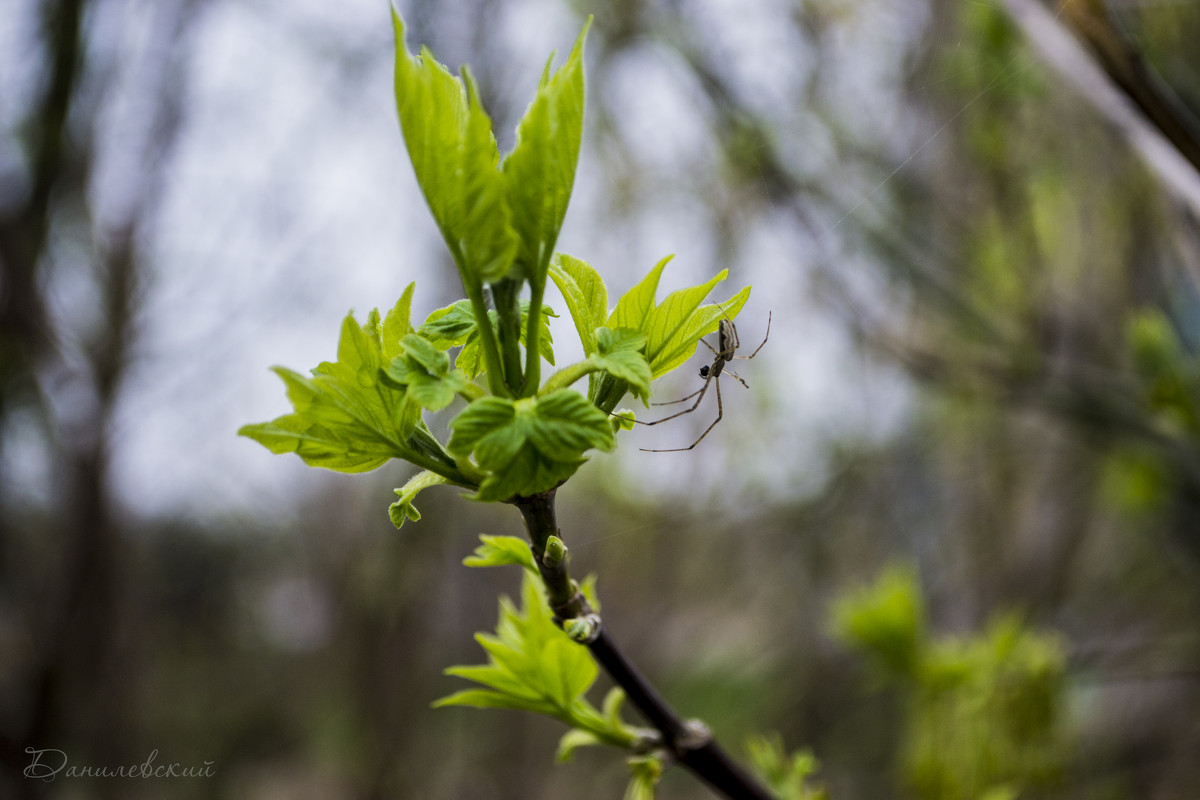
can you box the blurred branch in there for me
[873,326,1200,489]
[1001,0,1200,293]
[0,0,87,398]
[1060,0,1200,173]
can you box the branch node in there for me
[676,719,713,753]
[562,612,603,644]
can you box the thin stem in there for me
[492,279,525,395]
[403,425,478,488]
[522,277,547,397]
[511,490,775,800]
[464,280,508,397]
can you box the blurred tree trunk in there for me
[0,0,197,796]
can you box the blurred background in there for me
[4,0,1200,797]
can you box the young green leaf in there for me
[418,300,557,379]
[455,336,486,380]
[549,253,609,355]
[645,279,749,377]
[435,571,641,751]
[392,12,517,286]
[389,470,451,528]
[463,534,539,572]
[501,21,591,285]
[382,282,417,360]
[527,389,613,460]
[433,687,557,716]
[418,300,478,348]
[609,256,671,334]
[557,728,604,763]
[608,255,751,377]
[624,754,665,800]
[382,333,471,411]
[239,412,395,473]
[447,389,612,501]
[240,310,464,480]
[746,734,827,800]
[435,572,595,714]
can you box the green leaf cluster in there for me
[382,333,471,411]
[1126,309,1200,437]
[393,11,588,396]
[448,389,614,500]
[239,295,465,482]
[609,255,751,378]
[833,566,925,679]
[834,567,1066,800]
[746,734,827,800]
[548,252,751,411]
[436,547,648,756]
[419,299,556,380]
[623,754,665,800]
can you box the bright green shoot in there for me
[239,10,766,800]
[240,11,750,521]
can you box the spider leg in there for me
[652,386,704,406]
[731,310,771,360]
[642,374,724,452]
[724,368,749,389]
[698,337,718,356]
[621,376,712,426]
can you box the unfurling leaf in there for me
[382,283,417,360]
[463,534,538,572]
[448,389,613,501]
[591,328,651,404]
[435,571,597,715]
[382,334,470,411]
[557,728,604,763]
[389,470,451,528]
[549,253,609,355]
[418,300,557,379]
[624,754,665,800]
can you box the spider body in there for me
[634,312,770,452]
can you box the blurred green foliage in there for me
[835,569,1066,800]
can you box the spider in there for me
[633,311,771,452]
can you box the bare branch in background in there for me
[1003,0,1200,291]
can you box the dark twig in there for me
[511,490,775,800]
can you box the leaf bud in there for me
[543,535,568,567]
